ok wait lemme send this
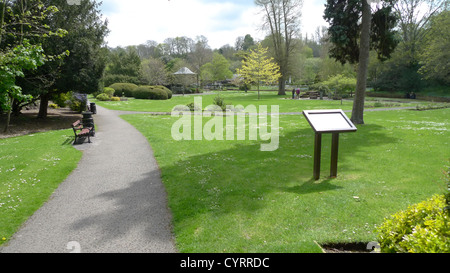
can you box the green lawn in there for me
[122,107,450,252]
[1,92,448,252]
[0,130,82,245]
[94,91,354,113]
[94,91,447,114]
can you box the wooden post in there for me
[330,133,340,178]
[314,133,322,180]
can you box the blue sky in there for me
[99,0,328,49]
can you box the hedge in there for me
[132,86,171,100]
[109,83,139,97]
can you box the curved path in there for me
[1,106,177,253]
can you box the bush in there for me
[68,92,88,112]
[111,97,121,102]
[132,86,172,100]
[376,195,450,253]
[49,103,60,109]
[96,93,111,101]
[186,102,202,112]
[313,74,356,99]
[109,83,139,97]
[51,92,71,108]
[103,87,115,98]
[213,94,230,111]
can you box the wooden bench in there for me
[72,120,93,145]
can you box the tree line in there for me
[1,0,449,130]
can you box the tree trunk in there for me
[4,97,14,133]
[352,0,372,125]
[38,93,49,119]
[278,77,286,95]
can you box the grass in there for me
[121,107,450,252]
[1,91,448,252]
[0,130,82,245]
[94,91,354,113]
[93,91,447,114]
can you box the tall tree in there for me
[104,46,141,86]
[1,41,45,132]
[419,10,450,84]
[200,52,233,85]
[237,43,281,100]
[394,0,447,63]
[16,0,109,118]
[255,0,303,95]
[324,0,398,124]
[1,0,67,127]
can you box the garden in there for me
[1,0,449,254]
[1,90,449,252]
[98,91,449,252]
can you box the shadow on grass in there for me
[160,122,398,219]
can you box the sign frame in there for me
[303,109,357,134]
[302,109,357,180]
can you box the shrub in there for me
[111,97,121,102]
[51,92,71,108]
[186,102,202,112]
[109,83,139,97]
[103,87,115,98]
[132,86,171,100]
[376,195,450,253]
[96,93,111,101]
[49,103,60,109]
[213,94,230,111]
[68,92,88,112]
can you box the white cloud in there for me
[101,0,328,49]
[301,0,328,38]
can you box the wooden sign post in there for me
[303,110,357,180]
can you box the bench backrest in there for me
[72,120,82,128]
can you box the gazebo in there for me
[173,67,197,95]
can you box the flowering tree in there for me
[237,44,282,100]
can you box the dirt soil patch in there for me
[321,242,376,253]
[0,107,83,139]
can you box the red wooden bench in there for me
[72,120,93,144]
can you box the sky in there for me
[99,0,328,49]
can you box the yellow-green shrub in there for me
[376,195,450,253]
[96,93,110,101]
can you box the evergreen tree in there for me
[324,0,398,124]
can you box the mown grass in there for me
[93,91,447,114]
[122,108,450,252]
[94,91,352,113]
[0,130,82,245]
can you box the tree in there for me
[371,0,448,93]
[394,0,447,63]
[1,0,69,122]
[255,0,303,95]
[324,0,398,124]
[141,57,168,85]
[14,0,108,118]
[104,46,141,86]
[1,40,45,132]
[200,52,233,85]
[419,10,450,84]
[237,43,282,100]
[236,34,256,51]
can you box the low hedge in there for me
[132,85,172,100]
[109,83,139,97]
